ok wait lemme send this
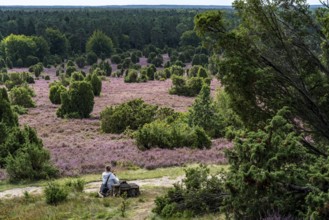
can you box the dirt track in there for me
[0,176,183,199]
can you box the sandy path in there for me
[0,176,183,199]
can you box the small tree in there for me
[57,81,94,118]
[86,30,113,57]
[89,73,102,96]
[87,52,98,65]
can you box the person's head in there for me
[105,165,111,172]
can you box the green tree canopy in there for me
[86,30,113,57]
[195,0,329,153]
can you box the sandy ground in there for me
[0,176,183,199]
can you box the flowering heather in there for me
[5,67,230,178]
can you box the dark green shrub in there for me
[49,84,66,104]
[111,55,122,64]
[0,88,18,128]
[57,81,94,118]
[100,99,158,133]
[87,52,98,65]
[124,69,138,83]
[122,58,132,69]
[66,60,75,67]
[138,71,148,82]
[170,65,184,76]
[174,60,185,67]
[71,72,84,82]
[0,58,5,68]
[29,63,43,77]
[89,73,102,96]
[135,120,211,149]
[153,165,224,217]
[170,75,204,97]
[26,56,39,67]
[188,65,202,77]
[99,61,112,76]
[5,58,13,69]
[6,142,58,182]
[0,72,9,83]
[44,182,68,205]
[154,70,167,80]
[45,75,50,80]
[146,66,156,80]
[192,54,208,66]
[16,58,23,67]
[131,52,139,63]
[75,56,86,68]
[65,66,76,77]
[9,86,35,108]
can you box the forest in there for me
[0,0,329,219]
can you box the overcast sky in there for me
[0,0,323,6]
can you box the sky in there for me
[0,0,322,6]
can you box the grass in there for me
[0,164,228,192]
[0,165,228,219]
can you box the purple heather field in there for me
[0,64,231,178]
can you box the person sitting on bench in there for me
[99,165,119,197]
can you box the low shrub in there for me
[86,72,102,96]
[11,105,28,115]
[71,72,85,82]
[100,99,158,133]
[66,66,76,77]
[153,165,225,217]
[75,56,86,68]
[9,86,35,108]
[65,178,85,193]
[45,75,50,80]
[87,52,98,65]
[111,54,122,64]
[170,65,184,76]
[57,81,94,118]
[169,75,204,97]
[49,84,66,104]
[99,61,112,76]
[124,69,138,83]
[6,142,59,182]
[44,182,69,205]
[29,63,43,77]
[135,120,211,149]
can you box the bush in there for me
[153,165,224,217]
[170,65,184,76]
[111,55,122,64]
[71,72,84,82]
[11,105,28,115]
[45,75,50,80]
[86,30,113,57]
[0,87,18,128]
[44,182,68,205]
[135,120,211,149]
[88,73,102,96]
[9,86,35,108]
[87,52,98,65]
[66,60,75,67]
[6,58,13,69]
[6,142,58,182]
[169,75,204,97]
[0,58,6,68]
[99,61,112,76]
[57,81,94,118]
[192,54,208,66]
[124,69,138,83]
[26,55,39,67]
[49,84,66,104]
[100,99,158,133]
[65,66,76,77]
[29,63,43,77]
[75,56,86,68]
[65,178,85,193]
